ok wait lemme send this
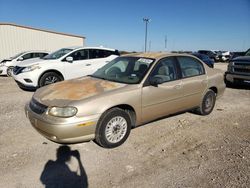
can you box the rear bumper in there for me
[13,71,39,88]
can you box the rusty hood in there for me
[33,76,126,106]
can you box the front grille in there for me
[29,98,48,114]
[232,62,250,75]
[13,66,25,75]
[234,62,249,66]
[234,68,250,74]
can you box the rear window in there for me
[177,56,205,78]
[89,49,120,59]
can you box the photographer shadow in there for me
[40,145,88,188]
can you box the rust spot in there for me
[38,77,123,101]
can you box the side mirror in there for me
[66,56,73,63]
[17,57,24,61]
[149,76,163,87]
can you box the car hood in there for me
[33,76,126,106]
[232,56,250,62]
[18,58,51,67]
[1,59,12,63]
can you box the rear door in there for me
[176,56,208,108]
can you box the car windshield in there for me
[245,49,250,56]
[9,52,25,60]
[91,56,155,84]
[42,48,73,60]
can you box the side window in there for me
[177,56,204,78]
[33,53,39,58]
[150,57,177,83]
[70,50,89,61]
[89,49,105,59]
[102,50,112,58]
[22,53,33,60]
[33,53,47,58]
[40,53,48,58]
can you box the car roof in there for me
[70,46,117,51]
[20,50,49,54]
[122,52,193,60]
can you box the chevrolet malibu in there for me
[25,53,225,148]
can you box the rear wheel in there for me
[196,89,216,115]
[39,72,63,87]
[95,108,131,148]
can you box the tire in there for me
[224,77,234,88]
[7,66,14,77]
[39,72,63,87]
[196,89,216,115]
[95,108,131,148]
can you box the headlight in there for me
[0,62,5,66]
[48,106,78,117]
[21,64,41,73]
[227,61,234,71]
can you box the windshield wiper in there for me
[88,75,107,80]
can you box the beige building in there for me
[0,23,85,60]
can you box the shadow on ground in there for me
[40,145,88,188]
[226,84,250,90]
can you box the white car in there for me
[12,47,120,89]
[0,51,49,76]
[219,51,232,62]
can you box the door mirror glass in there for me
[17,57,24,61]
[66,56,73,63]
[149,76,163,86]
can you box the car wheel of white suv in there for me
[7,66,14,77]
[39,72,63,87]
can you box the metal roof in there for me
[0,23,85,39]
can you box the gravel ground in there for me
[0,63,249,188]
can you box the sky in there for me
[0,0,250,52]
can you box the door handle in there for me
[86,64,91,66]
[202,80,208,84]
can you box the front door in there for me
[141,57,183,123]
[64,49,93,79]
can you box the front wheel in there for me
[39,72,63,87]
[7,66,14,77]
[196,89,216,115]
[95,108,131,148]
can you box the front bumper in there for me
[225,72,250,84]
[13,71,39,88]
[25,103,100,143]
[0,66,7,75]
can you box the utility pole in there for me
[165,35,168,51]
[143,18,150,52]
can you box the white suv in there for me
[12,47,120,89]
[0,51,49,76]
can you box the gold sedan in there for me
[25,53,225,148]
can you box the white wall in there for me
[0,24,85,60]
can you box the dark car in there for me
[192,52,214,68]
[198,50,219,62]
[225,48,250,86]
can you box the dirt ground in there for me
[0,63,249,188]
